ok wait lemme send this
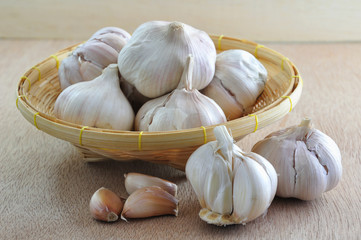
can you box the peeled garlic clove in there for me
[121,186,178,220]
[118,21,216,98]
[89,187,124,222]
[186,125,277,226]
[135,55,226,131]
[54,64,134,130]
[252,118,342,200]
[124,173,178,197]
[59,27,130,89]
[202,49,267,120]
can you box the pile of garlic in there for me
[55,21,267,131]
[89,173,178,222]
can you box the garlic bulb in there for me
[252,118,342,201]
[202,49,267,120]
[135,55,226,131]
[54,64,134,130]
[59,27,131,89]
[186,125,277,226]
[118,21,216,98]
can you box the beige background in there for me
[1,0,361,42]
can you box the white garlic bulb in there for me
[252,118,342,201]
[202,49,267,120]
[59,27,131,89]
[186,125,277,226]
[135,55,226,131]
[54,64,134,130]
[89,27,131,52]
[118,21,216,98]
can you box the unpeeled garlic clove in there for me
[121,186,178,220]
[252,118,342,200]
[135,55,226,131]
[89,187,124,222]
[118,21,216,98]
[54,64,134,130]
[59,26,130,89]
[202,49,267,120]
[124,173,178,197]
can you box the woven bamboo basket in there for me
[16,35,302,170]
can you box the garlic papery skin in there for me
[118,21,216,98]
[59,27,130,89]
[89,187,124,222]
[202,49,267,120]
[251,118,342,201]
[186,125,277,226]
[89,26,131,52]
[54,64,134,130]
[124,173,178,197]
[135,55,226,131]
[121,186,179,220]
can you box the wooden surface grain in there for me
[0,39,360,239]
[1,0,361,42]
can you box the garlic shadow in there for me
[51,152,186,226]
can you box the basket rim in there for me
[16,35,303,151]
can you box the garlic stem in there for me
[213,125,234,165]
[299,118,311,128]
[181,55,194,91]
[169,21,184,31]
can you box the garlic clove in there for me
[58,54,83,90]
[78,59,103,83]
[121,186,178,220]
[201,76,243,121]
[231,154,274,224]
[54,64,134,130]
[293,141,328,200]
[202,49,267,119]
[118,21,216,98]
[74,41,118,70]
[124,173,178,197]
[134,55,226,131]
[89,187,124,222]
[252,118,342,200]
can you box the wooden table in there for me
[0,39,360,239]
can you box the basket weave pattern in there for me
[16,36,302,170]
